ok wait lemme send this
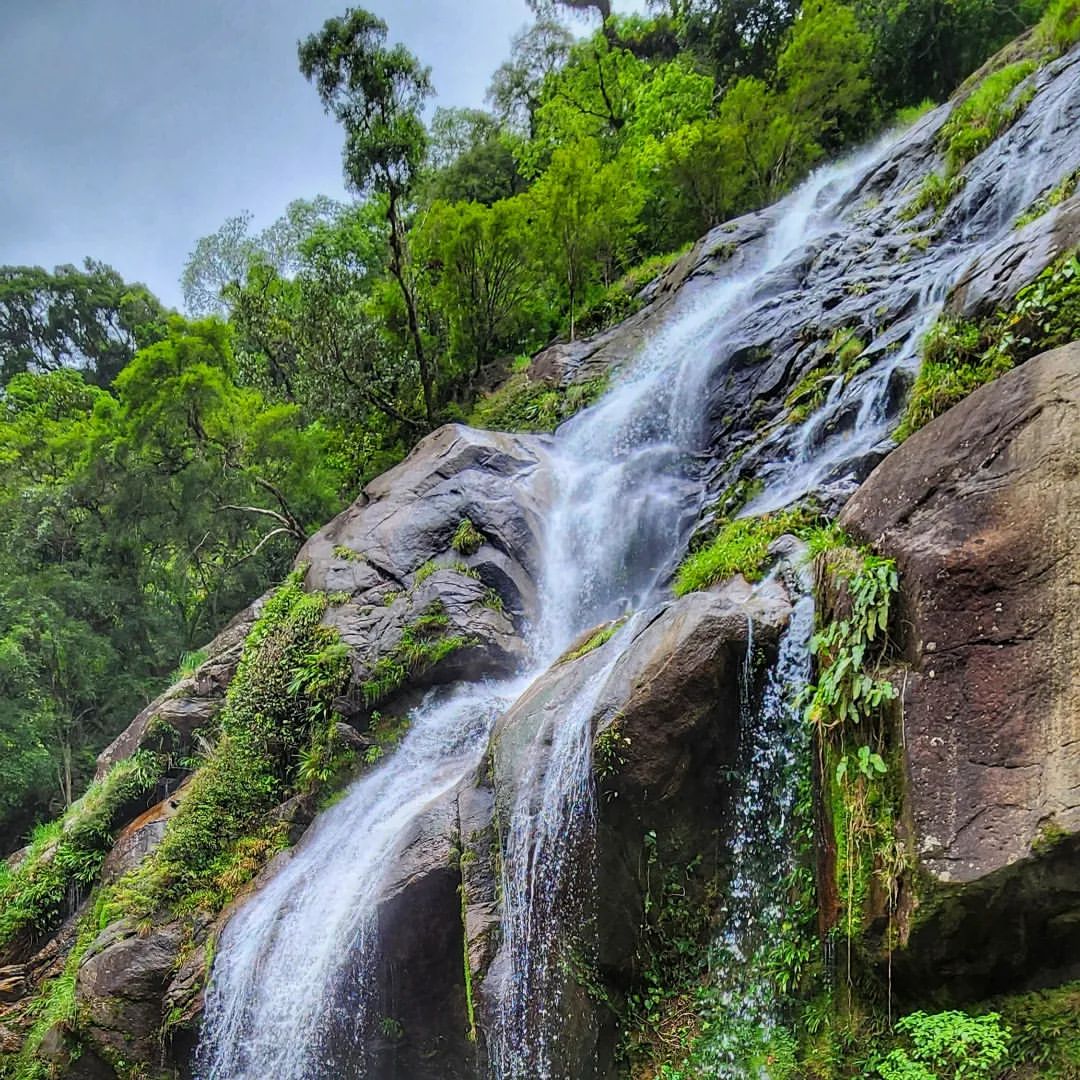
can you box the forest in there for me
[0,0,1058,852]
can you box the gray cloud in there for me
[0,0,640,309]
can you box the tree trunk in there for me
[386,195,436,426]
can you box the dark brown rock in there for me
[77,921,185,1069]
[840,343,1080,996]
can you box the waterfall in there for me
[196,142,898,1080]
[700,592,815,1077]
[196,678,529,1079]
[195,56,1080,1076]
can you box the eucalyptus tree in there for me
[299,8,438,424]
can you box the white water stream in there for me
[196,142,901,1080]
[195,63,1080,1073]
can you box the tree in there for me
[777,0,873,149]
[414,198,540,376]
[299,8,438,425]
[0,260,165,387]
[661,0,800,83]
[181,197,343,316]
[419,108,524,206]
[530,140,644,338]
[487,18,574,133]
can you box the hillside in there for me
[2,3,1080,1080]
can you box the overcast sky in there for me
[0,1,643,310]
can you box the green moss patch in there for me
[896,250,1080,440]
[674,508,819,595]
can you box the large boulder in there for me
[839,343,1080,997]
[77,921,187,1070]
[479,576,794,1077]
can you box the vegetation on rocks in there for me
[674,507,819,594]
[897,250,1080,439]
[0,753,163,950]
[99,571,349,923]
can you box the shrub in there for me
[869,1010,1011,1080]
[468,372,609,433]
[0,751,164,949]
[901,172,968,222]
[100,572,349,922]
[894,99,937,126]
[941,61,1037,175]
[673,508,818,595]
[896,251,1080,439]
[451,518,485,556]
[1038,0,1080,52]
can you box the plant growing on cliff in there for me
[360,603,474,706]
[940,61,1037,175]
[674,507,818,595]
[100,571,349,922]
[868,1010,1011,1080]
[451,517,485,556]
[0,750,164,949]
[897,250,1080,439]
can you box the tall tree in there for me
[181,197,343,316]
[299,9,438,424]
[487,18,574,133]
[0,260,165,387]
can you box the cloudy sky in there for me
[0,1,642,310]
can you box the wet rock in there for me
[303,424,550,712]
[949,194,1080,317]
[482,577,794,1076]
[77,921,185,1069]
[359,785,477,1080]
[840,343,1080,996]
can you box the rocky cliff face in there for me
[3,37,1080,1080]
[840,343,1080,1000]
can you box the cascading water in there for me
[700,591,815,1077]
[195,52,1080,1076]
[196,678,528,1079]
[197,141,905,1080]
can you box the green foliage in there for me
[786,327,868,422]
[0,260,165,387]
[620,834,714,1074]
[805,554,898,735]
[360,605,474,707]
[0,751,163,949]
[995,981,1080,1076]
[897,251,1080,439]
[1016,169,1080,227]
[560,619,624,663]
[1038,0,1080,52]
[941,61,1037,175]
[868,1010,1011,1080]
[673,508,817,595]
[894,99,937,126]
[468,372,608,433]
[6,917,98,1077]
[593,717,631,782]
[574,246,690,337]
[450,518,485,556]
[99,573,348,922]
[901,172,968,222]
